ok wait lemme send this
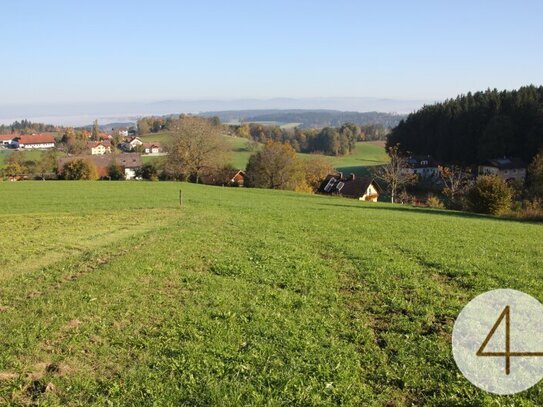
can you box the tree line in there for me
[387,85,543,165]
[199,109,405,129]
[0,120,57,135]
[235,123,364,156]
[136,113,388,156]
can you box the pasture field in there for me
[0,181,542,405]
[0,150,45,169]
[137,132,389,175]
[138,132,174,145]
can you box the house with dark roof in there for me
[121,136,143,152]
[478,157,526,183]
[318,173,381,201]
[57,153,143,180]
[403,155,439,179]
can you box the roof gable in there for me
[484,157,526,170]
[319,174,381,198]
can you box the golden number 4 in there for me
[476,306,543,375]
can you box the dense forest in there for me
[200,109,406,129]
[0,120,57,134]
[387,86,543,165]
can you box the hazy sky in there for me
[2,0,542,105]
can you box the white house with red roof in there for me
[87,140,112,155]
[13,134,56,149]
[143,142,161,154]
[0,134,14,146]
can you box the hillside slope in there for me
[0,182,542,404]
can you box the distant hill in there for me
[200,109,406,129]
[79,122,135,131]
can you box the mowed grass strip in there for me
[0,182,542,405]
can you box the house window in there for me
[324,177,336,192]
[336,182,345,191]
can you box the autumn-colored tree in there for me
[302,155,335,191]
[245,141,303,189]
[6,150,27,168]
[165,116,229,183]
[60,128,87,155]
[237,123,251,139]
[3,162,25,178]
[137,119,150,136]
[527,150,543,199]
[35,149,58,180]
[61,159,99,180]
[466,175,512,215]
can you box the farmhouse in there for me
[318,173,381,201]
[143,142,161,154]
[478,157,527,183]
[87,140,112,155]
[403,155,439,179]
[57,153,143,180]
[13,134,56,149]
[0,134,14,146]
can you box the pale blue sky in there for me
[1,0,542,105]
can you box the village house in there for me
[478,157,527,183]
[97,133,112,141]
[143,142,161,155]
[403,155,439,179]
[318,173,381,201]
[13,134,56,149]
[87,140,112,155]
[121,136,143,152]
[0,134,14,146]
[228,169,245,187]
[57,153,143,180]
[114,128,129,137]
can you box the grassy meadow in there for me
[138,132,389,175]
[0,181,542,405]
[0,150,45,169]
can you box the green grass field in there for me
[0,181,542,405]
[0,149,46,169]
[138,132,389,175]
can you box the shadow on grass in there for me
[316,201,543,225]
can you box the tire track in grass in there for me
[0,230,194,403]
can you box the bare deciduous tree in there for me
[438,165,471,208]
[374,144,415,203]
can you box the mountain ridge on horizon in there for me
[0,96,430,127]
